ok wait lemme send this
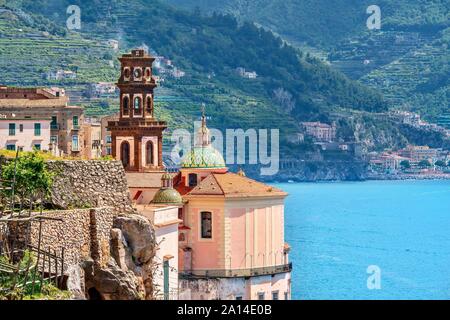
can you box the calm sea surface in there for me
[273,180,450,300]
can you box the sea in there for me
[273,180,450,300]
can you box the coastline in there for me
[366,173,450,181]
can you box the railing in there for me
[50,124,59,130]
[72,125,80,131]
[108,120,166,127]
[180,263,292,279]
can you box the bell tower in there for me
[108,49,167,172]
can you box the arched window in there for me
[134,96,142,115]
[146,95,152,115]
[123,96,129,116]
[123,68,130,79]
[188,173,198,187]
[201,211,212,239]
[145,68,151,78]
[120,141,130,168]
[146,141,154,166]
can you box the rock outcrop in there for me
[82,214,156,300]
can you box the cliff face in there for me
[337,115,449,152]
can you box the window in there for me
[188,173,198,187]
[9,123,15,136]
[200,211,212,239]
[106,135,112,144]
[272,291,279,300]
[106,147,112,155]
[146,95,152,114]
[133,68,142,79]
[178,233,186,242]
[19,124,24,132]
[33,144,41,151]
[236,296,243,300]
[123,96,129,115]
[134,96,142,115]
[34,123,41,136]
[146,141,154,165]
[73,116,79,128]
[284,292,289,300]
[72,135,79,151]
[51,116,58,129]
[6,144,15,151]
[18,146,24,152]
[257,293,265,300]
[145,68,151,78]
[124,68,130,79]
[50,136,58,144]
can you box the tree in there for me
[1,152,53,211]
[435,160,446,167]
[418,160,431,168]
[400,160,411,169]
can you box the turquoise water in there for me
[274,180,450,300]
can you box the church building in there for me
[112,49,292,300]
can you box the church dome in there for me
[152,187,183,205]
[181,105,227,170]
[181,145,226,169]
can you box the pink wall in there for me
[187,202,225,270]
[229,208,246,269]
[185,198,287,271]
[228,201,286,270]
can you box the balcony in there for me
[72,125,80,131]
[50,124,59,130]
[180,263,292,279]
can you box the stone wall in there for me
[47,160,133,213]
[7,207,116,270]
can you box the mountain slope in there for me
[1,0,445,159]
[165,0,450,125]
[1,1,386,120]
[165,0,449,47]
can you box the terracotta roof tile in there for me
[186,172,287,198]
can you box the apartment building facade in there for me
[0,86,85,156]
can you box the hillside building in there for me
[301,121,336,142]
[0,113,51,152]
[0,86,86,157]
[399,145,438,163]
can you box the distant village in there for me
[286,112,450,179]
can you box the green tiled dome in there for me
[181,145,226,169]
[152,188,183,205]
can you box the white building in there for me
[0,113,51,152]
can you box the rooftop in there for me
[186,172,287,199]
[0,86,70,108]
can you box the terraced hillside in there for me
[0,1,386,133]
[166,0,449,125]
[1,0,446,159]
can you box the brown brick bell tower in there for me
[108,49,167,172]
